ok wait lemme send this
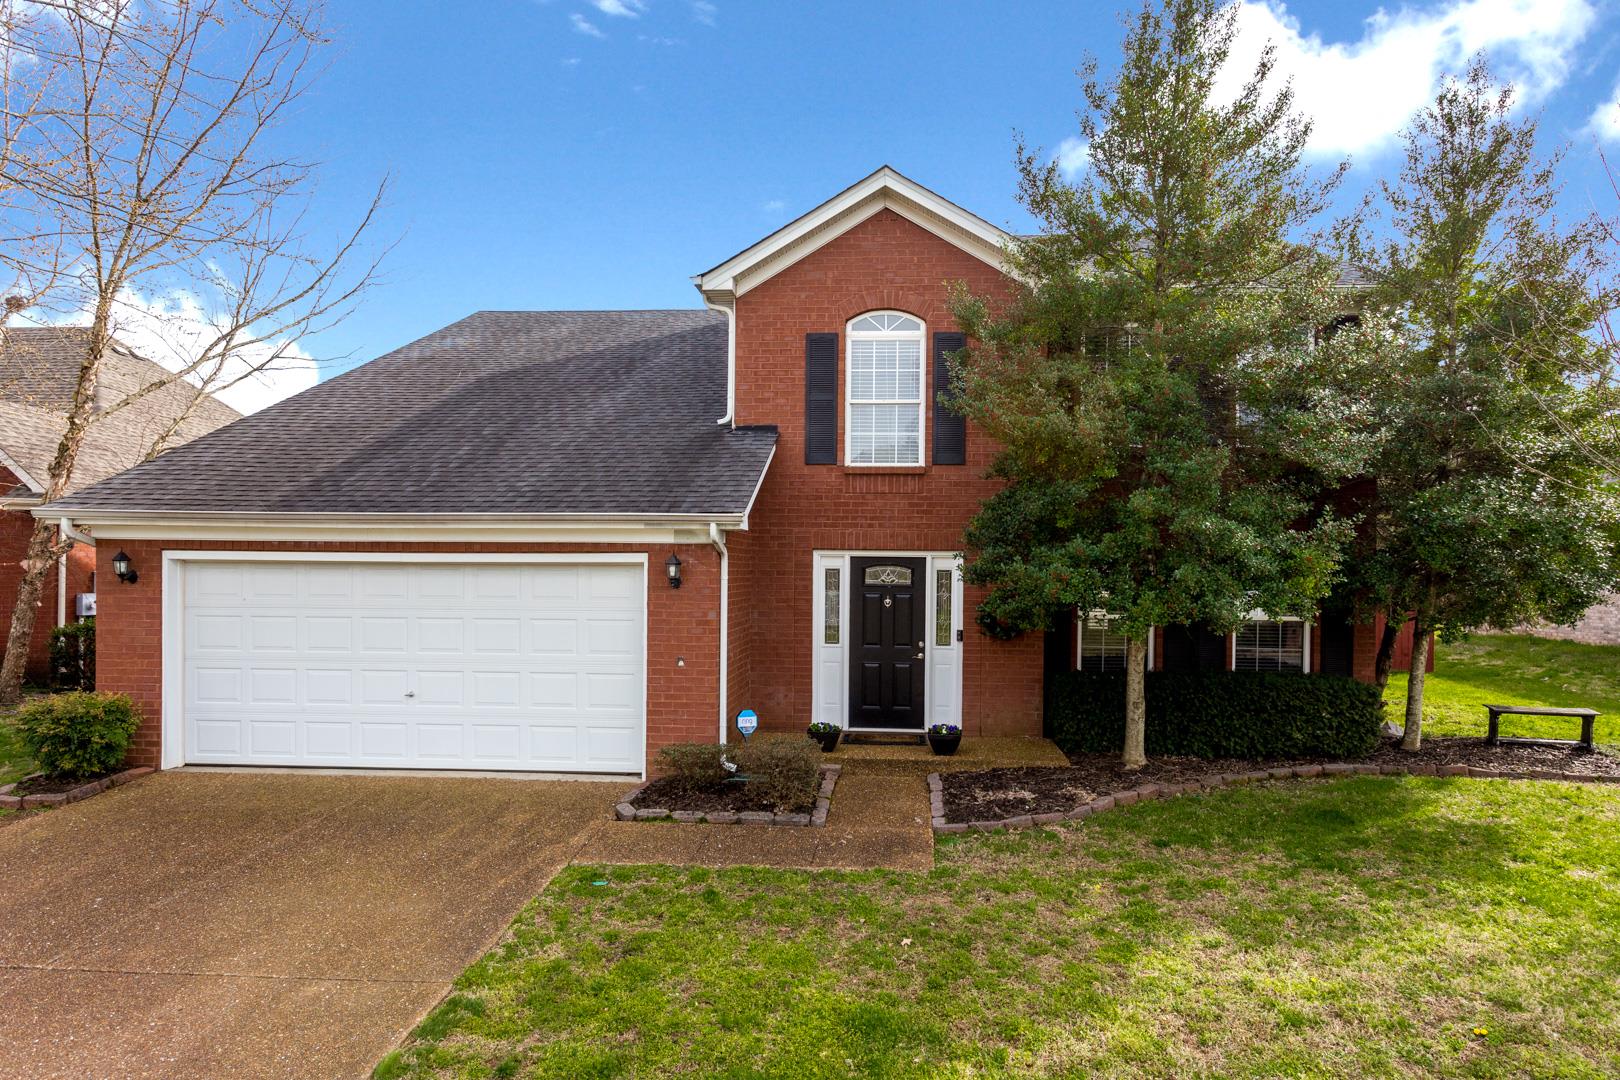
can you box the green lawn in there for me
[378,777,1620,1079]
[0,713,33,786]
[0,712,35,822]
[1389,633,1620,745]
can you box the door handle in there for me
[914,652,924,659]
[404,691,415,698]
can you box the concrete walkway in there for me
[0,770,621,1079]
[571,736,1067,871]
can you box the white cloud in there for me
[1589,87,1620,142]
[569,12,606,37]
[1224,0,1596,157]
[47,287,319,415]
[761,198,786,214]
[690,0,716,26]
[590,0,645,16]
[560,56,581,66]
[1054,136,1090,179]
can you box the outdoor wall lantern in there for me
[665,553,682,589]
[111,550,138,584]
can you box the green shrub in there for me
[1047,671,1382,761]
[49,618,95,690]
[14,691,140,779]
[735,736,820,812]
[655,742,730,790]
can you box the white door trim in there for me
[159,550,649,774]
[810,550,963,734]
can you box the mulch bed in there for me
[939,737,1620,824]
[0,766,153,810]
[7,773,115,797]
[631,776,811,815]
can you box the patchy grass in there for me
[379,777,1620,1079]
[1390,633,1620,745]
[0,709,36,823]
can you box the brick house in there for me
[40,168,1403,776]
[1,328,239,682]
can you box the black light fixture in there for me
[665,553,682,589]
[112,550,138,584]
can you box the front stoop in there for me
[0,767,154,811]
[615,764,841,827]
[929,763,1620,836]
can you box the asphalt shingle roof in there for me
[1,328,241,497]
[45,310,778,518]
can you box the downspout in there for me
[709,522,729,745]
[58,518,94,627]
[703,295,736,428]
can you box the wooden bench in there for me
[1484,704,1600,751]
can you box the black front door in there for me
[848,557,927,729]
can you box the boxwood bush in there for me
[49,618,95,690]
[14,691,140,779]
[1047,671,1383,760]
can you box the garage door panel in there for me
[471,618,521,654]
[528,566,580,603]
[358,617,408,653]
[245,565,298,601]
[182,560,645,772]
[304,721,353,757]
[305,668,353,704]
[248,668,298,704]
[305,616,353,651]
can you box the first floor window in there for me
[847,312,924,465]
[1077,611,1129,672]
[935,568,954,646]
[1233,617,1307,672]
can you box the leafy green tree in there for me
[948,0,1361,768]
[1339,61,1620,749]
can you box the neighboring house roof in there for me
[46,310,779,519]
[0,327,241,503]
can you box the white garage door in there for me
[180,559,645,773]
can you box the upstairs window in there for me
[847,312,924,465]
[1232,615,1309,673]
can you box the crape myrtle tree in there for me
[1337,61,1620,750]
[0,0,387,703]
[947,0,1366,769]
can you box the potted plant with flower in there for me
[806,721,842,752]
[927,722,962,756]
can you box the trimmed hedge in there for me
[49,617,95,690]
[1047,670,1383,760]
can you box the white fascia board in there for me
[32,509,750,545]
[693,166,1011,300]
[0,447,44,494]
[736,442,776,531]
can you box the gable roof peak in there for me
[692,166,1010,302]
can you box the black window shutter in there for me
[932,331,967,465]
[804,332,838,464]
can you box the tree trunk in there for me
[0,305,115,703]
[1372,614,1400,697]
[0,519,66,704]
[1122,636,1148,770]
[1401,618,1432,752]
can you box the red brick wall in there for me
[0,488,93,682]
[95,539,721,769]
[728,209,1045,736]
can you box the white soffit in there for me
[693,166,1011,300]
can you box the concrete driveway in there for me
[0,769,624,1079]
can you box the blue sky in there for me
[269,0,1620,391]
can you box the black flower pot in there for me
[808,729,841,752]
[927,733,962,757]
